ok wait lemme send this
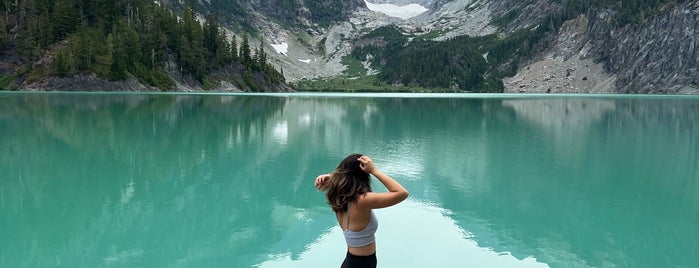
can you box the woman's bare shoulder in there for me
[356,191,406,209]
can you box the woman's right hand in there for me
[314,174,331,189]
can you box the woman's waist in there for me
[347,242,376,256]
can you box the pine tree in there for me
[51,47,74,76]
[178,6,206,81]
[203,14,219,66]
[72,26,96,71]
[240,33,251,66]
[52,0,79,41]
[0,16,8,49]
[108,33,128,80]
[16,0,39,58]
[214,30,231,66]
[257,40,267,72]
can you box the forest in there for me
[0,0,284,91]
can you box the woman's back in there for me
[315,154,409,268]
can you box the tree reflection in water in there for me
[0,93,697,268]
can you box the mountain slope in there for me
[257,0,698,94]
[0,0,289,92]
[494,0,698,94]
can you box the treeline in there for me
[1,0,284,90]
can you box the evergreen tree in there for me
[179,6,206,81]
[109,32,128,80]
[51,0,79,41]
[16,0,40,58]
[203,14,219,66]
[71,26,97,71]
[51,47,74,76]
[257,40,267,72]
[214,30,231,66]
[239,33,251,66]
[0,16,8,49]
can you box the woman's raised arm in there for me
[357,156,409,209]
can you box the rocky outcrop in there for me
[503,15,617,93]
[487,0,560,30]
[23,75,158,92]
[415,0,497,39]
[21,71,292,93]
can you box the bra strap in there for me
[346,203,351,230]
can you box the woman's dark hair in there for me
[321,153,372,213]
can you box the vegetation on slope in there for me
[0,0,284,91]
[346,25,546,93]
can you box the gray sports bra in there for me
[343,203,378,247]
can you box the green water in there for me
[1,93,697,268]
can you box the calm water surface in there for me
[1,93,698,268]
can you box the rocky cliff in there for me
[590,1,699,94]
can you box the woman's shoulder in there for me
[354,193,378,208]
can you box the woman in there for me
[315,154,409,268]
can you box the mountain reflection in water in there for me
[0,93,697,268]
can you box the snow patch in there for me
[364,1,428,19]
[271,42,288,56]
[298,59,312,64]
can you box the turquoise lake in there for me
[1,92,698,267]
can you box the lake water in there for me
[1,92,698,268]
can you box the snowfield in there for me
[271,43,288,56]
[364,0,428,19]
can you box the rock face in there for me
[589,2,699,94]
[192,0,367,26]
[503,15,617,93]
[491,0,698,94]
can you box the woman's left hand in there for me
[314,174,331,189]
[357,155,376,174]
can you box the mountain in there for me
[243,0,698,94]
[1,0,697,94]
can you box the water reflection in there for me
[256,200,549,268]
[0,93,697,267]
